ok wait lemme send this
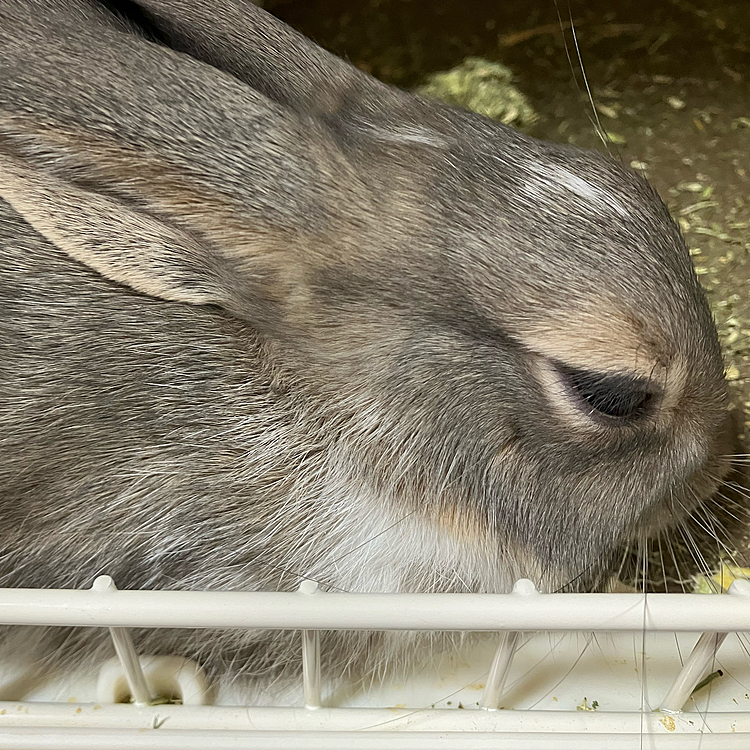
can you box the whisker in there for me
[707,493,750,525]
[674,516,717,591]
[664,524,688,592]
[552,0,611,152]
[639,530,648,747]
[695,503,749,571]
[527,633,593,709]
[657,531,669,594]
[565,4,612,153]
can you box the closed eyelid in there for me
[552,361,660,420]
[553,362,658,396]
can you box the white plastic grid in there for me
[0,575,748,749]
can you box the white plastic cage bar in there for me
[479,629,520,710]
[91,576,153,706]
[298,579,322,710]
[5,728,750,750]
[0,575,749,749]
[1,576,748,631]
[660,631,729,713]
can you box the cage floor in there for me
[2,631,749,730]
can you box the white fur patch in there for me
[522,162,629,218]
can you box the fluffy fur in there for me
[0,0,730,696]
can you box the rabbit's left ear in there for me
[0,4,357,337]
[0,112,315,336]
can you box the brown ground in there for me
[268,0,750,584]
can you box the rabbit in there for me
[0,0,733,698]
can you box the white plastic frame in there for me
[0,575,748,749]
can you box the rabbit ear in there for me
[0,152,227,307]
[0,10,361,336]
[117,0,394,115]
[0,117,312,334]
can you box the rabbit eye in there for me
[555,363,656,420]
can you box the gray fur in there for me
[0,0,729,693]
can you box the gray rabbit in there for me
[0,0,732,693]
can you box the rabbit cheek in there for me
[644,413,737,534]
[434,503,490,546]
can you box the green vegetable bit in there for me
[691,670,724,696]
[418,57,537,130]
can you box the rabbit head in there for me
[0,0,730,599]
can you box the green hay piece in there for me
[128,694,182,706]
[691,670,724,696]
[418,57,537,130]
[576,697,599,711]
[693,563,750,594]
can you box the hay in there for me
[418,57,537,130]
